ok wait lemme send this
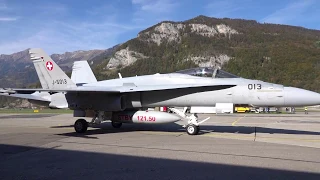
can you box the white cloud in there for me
[0,1,176,54]
[132,0,177,13]
[205,0,246,18]
[0,15,143,54]
[261,0,315,24]
[0,29,110,54]
[206,0,236,10]
[132,0,150,5]
[0,17,17,21]
[131,0,178,28]
[85,4,118,16]
[0,1,147,54]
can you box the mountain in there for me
[0,46,117,88]
[96,15,320,92]
[1,15,320,107]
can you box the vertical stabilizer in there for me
[71,61,97,86]
[30,48,76,89]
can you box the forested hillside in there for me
[95,15,320,92]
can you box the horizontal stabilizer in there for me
[0,93,51,102]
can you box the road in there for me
[0,112,319,179]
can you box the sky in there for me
[0,0,319,54]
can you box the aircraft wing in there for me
[2,84,236,94]
[120,84,236,92]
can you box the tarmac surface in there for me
[0,112,319,180]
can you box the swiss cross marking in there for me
[46,61,53,71]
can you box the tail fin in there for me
[30,48,76,89]
[71,61,97,86]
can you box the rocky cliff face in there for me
[107,21,238,70]
[107,47,148,69]
[190,24,218,37]
[137,22,238,45]
[138,23,185,45]
[184,54,231,67]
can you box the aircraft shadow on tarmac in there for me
[0,144,319,180]
[52,122,320,138]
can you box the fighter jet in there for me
[1,48,320,135]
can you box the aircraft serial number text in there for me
[248,84,261,90]
[52,79,67,85]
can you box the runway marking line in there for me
[232,115,246,126]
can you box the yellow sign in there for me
[235,107,250,113]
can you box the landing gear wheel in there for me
[74,119,88,133]
[195,125,200,134]
[186,124,200,135]
[111,122,122,128]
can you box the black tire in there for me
[195,126,200,134]
[111,122,122,128]
[186,124,200,135]
[74,119,88,133]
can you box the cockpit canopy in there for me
[175,67,240,78]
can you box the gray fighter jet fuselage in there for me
[2,48,320,135]
[76,72,319,108]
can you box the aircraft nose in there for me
[284,87,320,106]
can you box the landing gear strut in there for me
[74,111,105,133]
[74,119,88,133]
[169,107,209,135]
[90,111,105,124]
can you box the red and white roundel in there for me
[46,61,53,71]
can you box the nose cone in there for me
[284,87,320,106]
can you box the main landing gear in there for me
[74,111,123,133]
[74,119,88,133]
[169,107,210,135]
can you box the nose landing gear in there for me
[169,107,210,135]
[185,124,200,135]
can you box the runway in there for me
[0,112,319,179]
